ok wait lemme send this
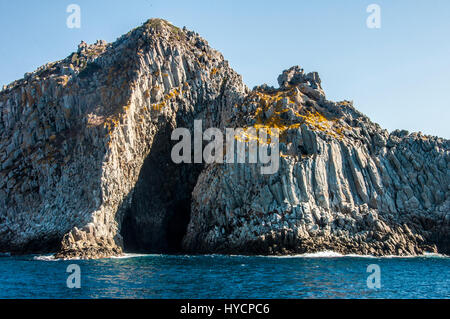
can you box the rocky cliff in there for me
[0,19,448,259]
[184,67,450,256]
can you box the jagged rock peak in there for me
[278,66,321,88]
[117,18,211,51]
[276,66,325,101]
[0,18,222,94]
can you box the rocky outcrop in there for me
[183,67,450,256]
[0,19,448,259]
[0,19,246,258]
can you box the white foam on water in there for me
[31,251,449,261]
[110,253,158,259]
[33,253,157,261]
[420,252,449,258]
[361,252,448,259]
[263,251,372,258]
[33,254,59,261]
[257,251,449,259]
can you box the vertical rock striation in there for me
[0,19,246,258]
[0,20,448,259]
[183,66,450,256]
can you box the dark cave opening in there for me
[165,198,192,253]
[121,196,193,254]
[119,122,202,254]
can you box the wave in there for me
[160,252,449,259]
[31,251,449,261]
[261,251,449,259]
[110,253,160,259]
[33,254,58,261]
[33,253,157,261]
[259,251,373,258]
[420,252,449,258]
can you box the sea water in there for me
[0,252,448,299]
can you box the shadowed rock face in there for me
[120,122,203,254]
[0,19,448,259]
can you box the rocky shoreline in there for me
[0,19,448,259]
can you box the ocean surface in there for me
[0,252,448,299]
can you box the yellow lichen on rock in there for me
[240,87,344,141]
[151,87,182,112]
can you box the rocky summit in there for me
[0,19,448,259]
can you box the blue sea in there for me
[0,252,448,299]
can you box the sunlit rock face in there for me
[184,69,450,256]
[0,19,246,258]
[0,19,448,259]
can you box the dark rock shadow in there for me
[119,120,203,254]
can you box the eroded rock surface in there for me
[0,19,246,259]
[183,67,450,256]
[0,19,448,259]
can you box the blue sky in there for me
[1,0,449,138]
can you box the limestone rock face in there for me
[0,19,448,259]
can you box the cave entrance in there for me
[165,198,192,253]
[121,193,194,254]
[119,122,202,254]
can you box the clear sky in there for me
[1,0,449,138]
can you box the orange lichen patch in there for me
[151,87,182,112]
[56,75,70,88]
[153,101,166,111]
[164,88,180,100]
[338,100,352,106]
[234,128,261,143]
[252,91,284,111]
[103,115,122,136]
[301,111,333,132]
[240,87,344,141]
[210,67,219,77]
[144,89,150,98]
[233,126,280,146]
[263,109,342,140]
